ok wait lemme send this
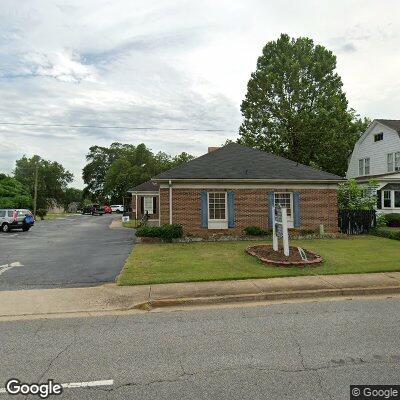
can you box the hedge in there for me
[135,224,183,242]
[371,227,400,241]
[385,213,400,227]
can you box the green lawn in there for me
[117,236,400,286]
[122,220,141,229]
[42,213,79,220]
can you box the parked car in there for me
[110,205,124,213]
[0,209,35,232]
[82,205,105,216]
[103,205,112,214]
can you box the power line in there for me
[0,121,237,132]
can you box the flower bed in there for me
[246,244,323,267]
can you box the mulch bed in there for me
[246,244,323,267]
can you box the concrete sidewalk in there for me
[1,272,400,319]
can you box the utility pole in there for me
[33,160,38,218]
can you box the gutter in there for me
[151,178,345,184]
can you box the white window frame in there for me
[395,191,400,209]
[388,153,394,172]
[359,157,370,176]
[207,192,227,229]
[382,190,392,209]
[143,196,154,214]
[387,152,400,172]
[274,192,294,228]
[374,132,383,142]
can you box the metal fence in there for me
[338,209,376,234]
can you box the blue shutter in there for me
[268,192,275,228]
[227,191,235,228]
[293,192,301,228]
[200,191,208,228]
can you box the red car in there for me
[103,205,112,214]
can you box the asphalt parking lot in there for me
[0,214,134,291]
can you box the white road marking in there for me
[0,380,114,394]
[61,380,114,389]
[0,262,23,276]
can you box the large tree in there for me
[239,33,369,176]
[14,155,73,209]
[0,175,32,209]
[83,143,194,202]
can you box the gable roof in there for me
[375,119,400,135]
[153,143,343,182]
[128,180,159,193]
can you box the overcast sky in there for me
[0,0,399,187]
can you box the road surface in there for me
[0,214,134,290]
[1,297,399,399]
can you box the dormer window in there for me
[374,132,383,142]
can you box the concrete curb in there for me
[135,285,400,310]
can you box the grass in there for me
[117,236,400,286]
[42,213,79,220]
[122,220,141,229]
[378,227,400,232]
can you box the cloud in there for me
[0,0,399,187]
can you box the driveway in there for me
[0,214,134,291]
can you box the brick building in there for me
[133,143,343,236]
[128,180,159,224]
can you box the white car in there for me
[110,205,124,213]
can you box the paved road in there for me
[0,214,134,291]
[1,298,399,399]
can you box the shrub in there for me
[159,224,183,242]
[385,213,400,227]
[376,214,388,228]
[296,228,317,236]
[371,227,400,241]
[243,226,271,236]
[35,209,47,220]
[135,224,183,242]
[135,226,159,238]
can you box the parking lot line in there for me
[0,262,23,276]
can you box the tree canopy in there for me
[0,175,33,209]
[83,143,194,202]
[14,155,73,209]
[337,179,378,210]
[239,33,370,176]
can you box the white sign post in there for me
[272,205,290,256]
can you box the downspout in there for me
[135,194,138,220]
[169,180,173,224]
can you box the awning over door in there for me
[381,183,400,190]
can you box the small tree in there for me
[337,179,378,210]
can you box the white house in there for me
[347,119,400,214]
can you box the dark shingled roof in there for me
[128,180,159,192]
[376,119,400,134]
[153,143,343,181]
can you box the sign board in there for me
[122,215,130,222]
[275,206,283,238]
[272,205,290,256]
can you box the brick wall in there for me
[160,187,338,236]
